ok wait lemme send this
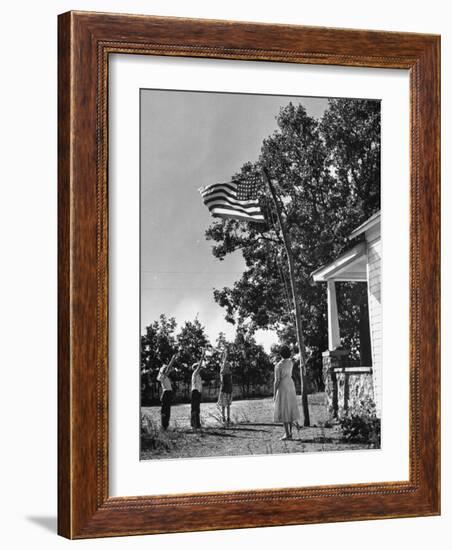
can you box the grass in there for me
[140,393,377,460]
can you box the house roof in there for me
[311,242,367,282]
[348,210,381,241]
[311,211,380,283]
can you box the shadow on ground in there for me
[141,395,375,459]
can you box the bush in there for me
[339,397,381,447]
[140,413,174,452]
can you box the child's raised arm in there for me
[193,348,206,374]
[200,347,206,364]
[167,351,178,373]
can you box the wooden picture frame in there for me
[58,11,440,539]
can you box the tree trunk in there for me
[262,168,310,426]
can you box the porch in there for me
[312,241,374,418]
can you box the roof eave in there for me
[311,242,367,282]
[348,211,381,241]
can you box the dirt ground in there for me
[141,393,374,460]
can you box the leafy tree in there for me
[205,332,229,383]
[195,328,274,397]
[320,98,381,220]
[140,316,274,402]
[140,315,177,404]
[141,314,177,375]
[141,316,212,403]
[175,318,210,385]
[205,98,380,385]
[229,328,273,396]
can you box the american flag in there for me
[199,173,265,223]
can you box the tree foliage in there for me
[141,314,177,381]
[228,327,274,393]
[176,318,210,384]
[205,98,381,377]
[140,318,274,404]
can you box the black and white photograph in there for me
[1,0,445,546]
[139,89,382,460]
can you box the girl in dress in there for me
[217,348,233,424]
[273,345,300,440]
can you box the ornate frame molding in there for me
[58,11,440,538]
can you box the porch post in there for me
[327,280,341,350]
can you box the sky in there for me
[140,89,328,351]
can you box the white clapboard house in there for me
[311,211,381,417]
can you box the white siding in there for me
[367,236,382,416]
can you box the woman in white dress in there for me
[273,345,300,440]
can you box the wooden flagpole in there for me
[262,167,310,426]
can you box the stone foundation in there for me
[323,350,375,419]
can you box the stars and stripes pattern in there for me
[199,173,265,223]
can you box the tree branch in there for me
[256,229,283,246]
